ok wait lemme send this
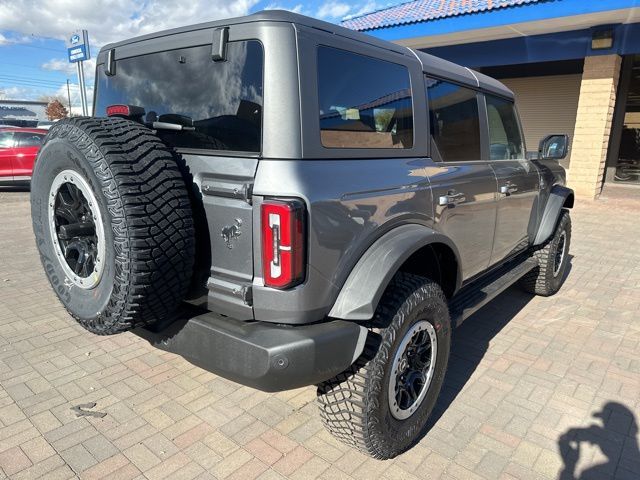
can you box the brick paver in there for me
[0,188,639,479]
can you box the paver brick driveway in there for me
[1,189,639,479]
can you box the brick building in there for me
[343,0,640,198]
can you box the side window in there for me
[426,77,481,162]
[15,133,44,147]
[317,46,413,149]
[486,95,525,160]
[0,132,14,148]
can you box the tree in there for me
[45,99,68,120]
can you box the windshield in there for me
[94,40,263,153]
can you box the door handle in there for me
[500,184,518,195]
[439,191,466,206]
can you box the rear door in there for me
[425,77,498,280]
[0,131,15,180]
[484,94,540,263]
[13,131,45,178]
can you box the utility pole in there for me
[66,79,72,115]
[76,62,88,115]
[67,29,91,116]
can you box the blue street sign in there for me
[68,45,88,63]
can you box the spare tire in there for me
[31,117,195,335]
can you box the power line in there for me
[0,74,78,87]
[5,42,65,53]
[0,79,81,91]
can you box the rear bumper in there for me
[133,310,368,392]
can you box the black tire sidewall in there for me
[370,283,451,455]
[543,212,571,292]
[31,137,117,324]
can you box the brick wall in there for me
[568,55,621,199]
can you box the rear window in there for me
[317,46,413,149]
[94,40,263,153]
[426,77,481,162]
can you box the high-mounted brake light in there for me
[106,104,145,119]
[106,104,130,117]
[261,199,305,289]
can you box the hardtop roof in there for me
[99,9,513,100]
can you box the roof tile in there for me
[342,0,547,31]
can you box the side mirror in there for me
[538,134,569,160]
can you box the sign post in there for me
[67,30,90,116]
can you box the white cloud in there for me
[343,1,386,20]
[264,3,306,14]
[316,1,351,19]
[0,86,32,100]
[42,58,76,75]
[0,0,259,48]
[0,31,31,46]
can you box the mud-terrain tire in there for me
[317,273,451,459]
[520,209,571,296]
[31,117,195,335]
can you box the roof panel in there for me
[342,0,548,32]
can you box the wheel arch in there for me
[328,224,462,321]
[533,184,574,246]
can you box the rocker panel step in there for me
[449,257,538,327]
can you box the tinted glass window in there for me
[426,77,481,162]
[95,41,263,152]
[318,46,413,149]
[486,95,525,160]
[0,132,13,148]
[15,132,44,147]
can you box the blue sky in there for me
[0,0,390,112]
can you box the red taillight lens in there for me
[106,104,130,117]
[261,199,305,289]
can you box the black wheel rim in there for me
[388,321,437,420]
[48,169,105,289]
[53,182,98,278]
[553,230,566,277]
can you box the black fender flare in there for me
[328,224,462,321]
[533,185,574,246]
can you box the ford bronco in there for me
[30,11,573,459]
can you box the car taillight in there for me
[261,199,305,289]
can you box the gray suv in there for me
[30,11,573,459]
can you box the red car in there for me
[0,127,48,183]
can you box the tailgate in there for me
[185,153,258,320]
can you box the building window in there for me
[613,55,640,185]
[485,94,525,160]
[317,46,413,149]
[426,77,481,162]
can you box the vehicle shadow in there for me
[558,402,640,479]
[426,257,574,431]
[427,285,534,429]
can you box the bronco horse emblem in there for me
[221,218,243,249]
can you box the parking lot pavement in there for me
[0,188,639,480]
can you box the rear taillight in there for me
[261,199,305,289]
